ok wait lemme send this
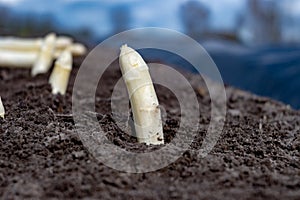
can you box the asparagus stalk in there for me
[53,43,87,58]
[31,33,57,76]
[55,36,73,49]
[0,49,37,68]
[119,44,164,145]
[0,35,73,51]
[70,43,87,56]
[0,97,4,119]
[0,43,86,68]
[49,49,72,95]
[0,34,86,68]
[0,37,42,51]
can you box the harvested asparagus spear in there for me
[0,97,4,119]
[70,43,87,56]
[119,44,164,145]
[49,49,72,95]
[0,44,86,68]
[0,34,86,66]
[0,37,42,51]
[55,36,73,49]
[31,33,56,76]
[0,36,73,51]
[0,49,37,68]
[53,43,87,58]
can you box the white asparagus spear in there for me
[0,43,86,68]
[0,37,42,51]
[0,49,38,68]
[70,43,87,56]
[53,43,87,58]
[55,36,73,49]
[0,97,4,119]
[31,33,56,76]
[0,36,73,51]
[119,44,164,145]
[49,49,72,95]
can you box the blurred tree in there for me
[0,5,13,35]
[278,0,300,43]
[0,6,95,44]
[110,5,131,34]
[180,0,210,40]
[0,11,57,37]
[240,0,282,44]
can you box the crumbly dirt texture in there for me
[0,54,300,200]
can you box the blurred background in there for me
[0,0,300,109]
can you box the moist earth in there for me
[0,55,300,199]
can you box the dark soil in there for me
[0,53,300,200]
